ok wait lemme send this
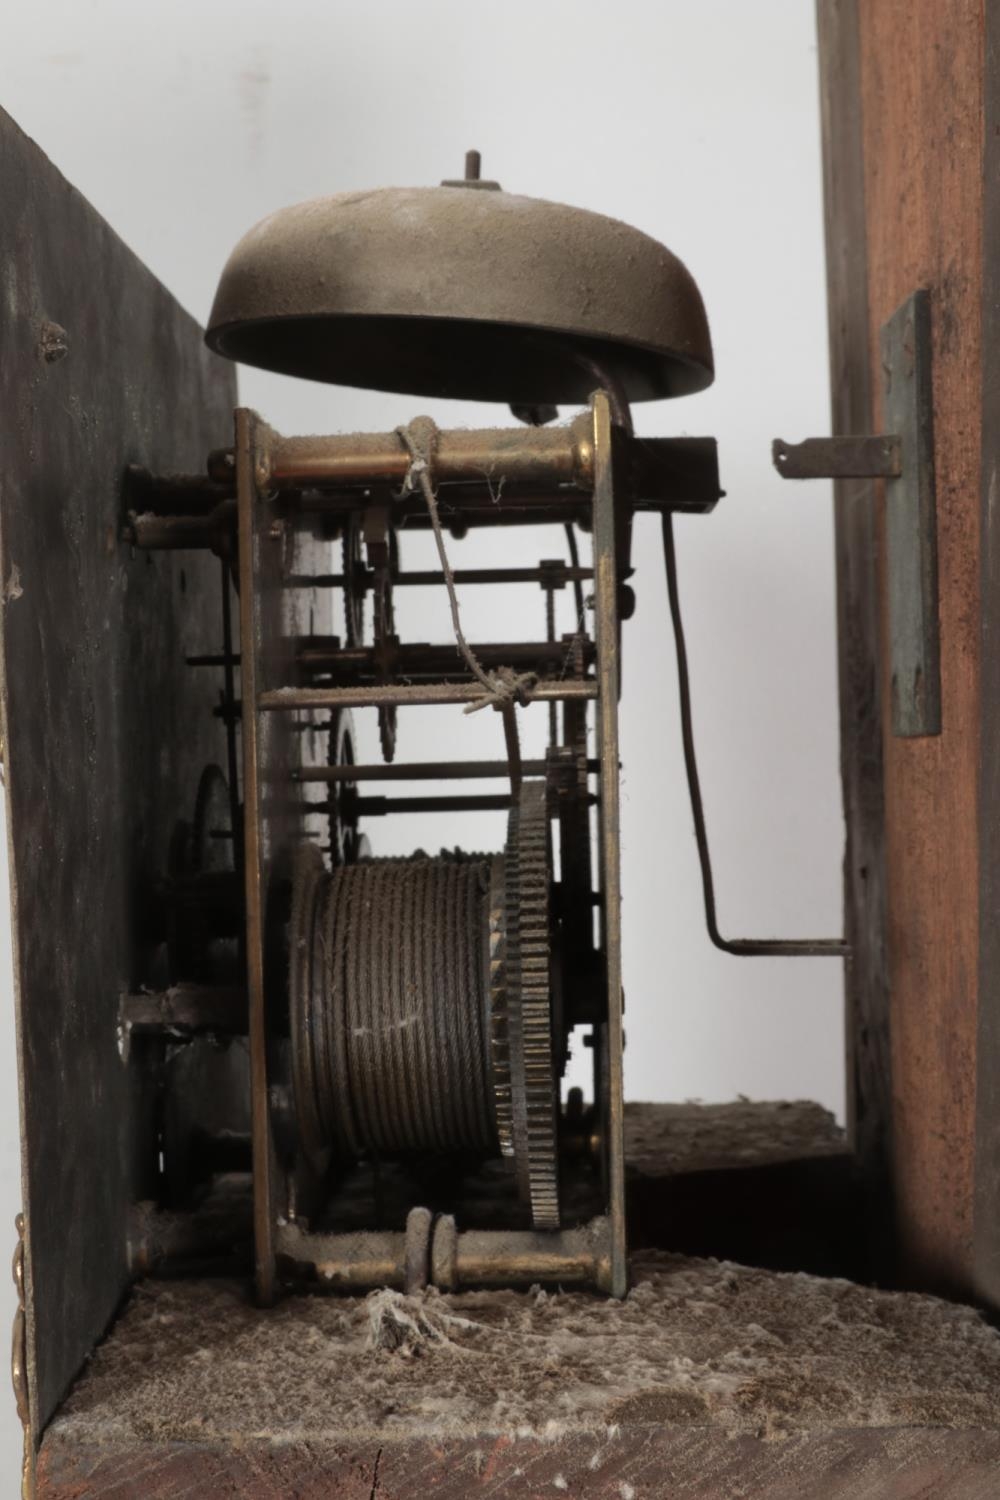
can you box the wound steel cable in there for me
[305,857,498,1156]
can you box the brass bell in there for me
[206,154,714,404]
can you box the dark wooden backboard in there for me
[0,105,236,1442]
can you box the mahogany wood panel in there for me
[857,0,984,1296]
[974,0,1000,1309]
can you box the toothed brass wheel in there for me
[501,780,561,1229]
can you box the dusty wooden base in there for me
[36,1250,1000,1499]
[35,1104,1000,1497]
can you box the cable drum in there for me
[291,851,499,1161]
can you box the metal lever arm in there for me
[662,513,847,958]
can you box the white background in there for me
[0,0,841,1472]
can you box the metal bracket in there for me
[772,434,900,479]
[772,288,940,738]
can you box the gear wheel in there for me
[326,707,360,865]
[365,521,398,763]
[342,514,366,647]
[501,779,561,1229]
[374,546,397,762]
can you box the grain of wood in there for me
[816,0,892,1241]
[858,0,984,1295]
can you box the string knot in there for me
[396,415,439,495]
[395,419,534,717]
[463,664,537,716]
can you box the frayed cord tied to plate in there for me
[395,418,538,718]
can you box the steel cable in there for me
[304,857,498,1156]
